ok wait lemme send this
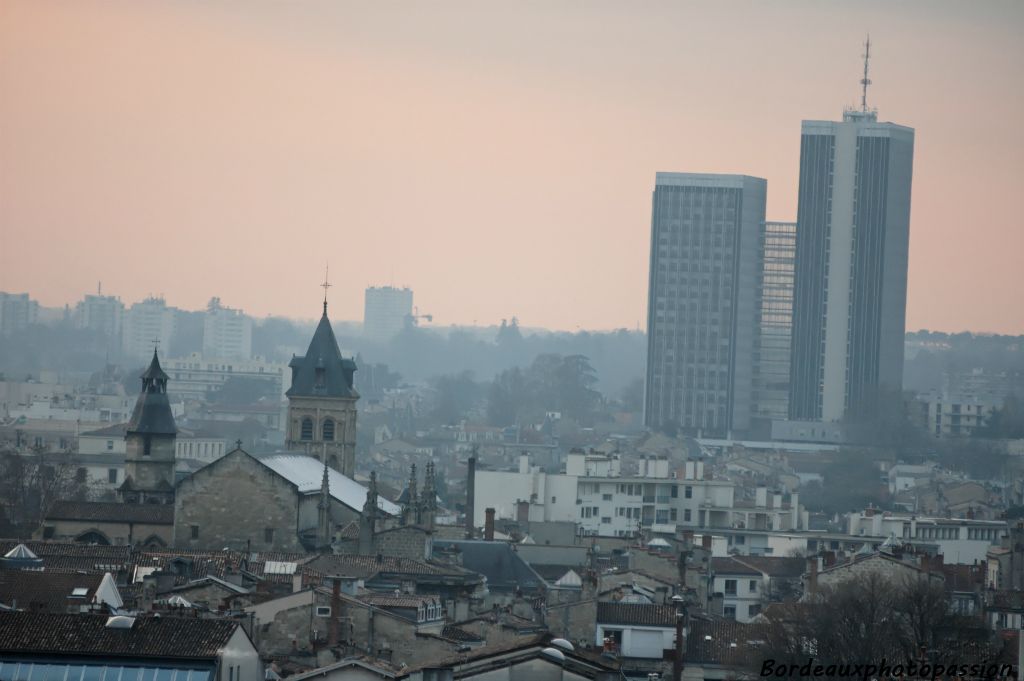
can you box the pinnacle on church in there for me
[319,460,331,509]
[363,470,379,516]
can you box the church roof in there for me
[127,351,177,436]
[286,312,358,399]
[259,454,400,516]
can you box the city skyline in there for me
[2,1,1022,334]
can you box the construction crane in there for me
[405,306,433,328]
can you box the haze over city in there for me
[2,0,1022,333]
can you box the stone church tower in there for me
[120,349,177,505]
[285,299,358,477]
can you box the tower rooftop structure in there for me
[126,349,177,436]
[287,310,358,399]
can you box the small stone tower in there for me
[358,470,379,554]
[285,298,358,477]
[402,464,419,526]
[121,349,177,505]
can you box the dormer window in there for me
[315,367,326,389]
[300,418,314,441]
[322,419,335,442]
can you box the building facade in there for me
[789,109,914,422]
[202,297,252,360]
[0,292,39,335]
[363,286,413,342]
[122,297,178,361]
[644,173,767,436]
[751,221,796,423]
[75,293,124,342]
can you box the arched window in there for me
[300,417,314,441]
[322,419,335,442]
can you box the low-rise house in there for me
[710,557,764,622]
[0,570,122,613]
[595,602,677,659]
[0,611,260,680]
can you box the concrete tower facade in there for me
[789,108,914,422]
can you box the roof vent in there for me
[105,615,136,629]
[550,638,575,652]
[541,648,565,662]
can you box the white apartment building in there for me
[202,298,253,360]
[913,391,1000,438]
[0,292,39,335]
[164,353,287,402]
[474,452,807,538]
[122,297,178,360]
[363,286,414,341]
[76,293,124,341]
[847,509,1006,564]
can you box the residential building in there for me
[165,352,287,402]
[0,292,38,335]
[364,286,414,342]
[474,452,806,538]
[595,602,677,659]
[788,105,915,423]
[913,391,1000,438]
[751,221,796,423]
[644,173,767,436]
[122,297,178,361]
[75,292,124,342]
[710,556,804,622]
[202,297,252,360]
[847,509,1006,564]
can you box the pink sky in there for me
[1,1,1022,333]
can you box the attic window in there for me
[71,587,89,598]
[315,367,326,388]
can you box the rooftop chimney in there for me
[466,456,476,539]
[484,508,495,541]
[701,534,712,550]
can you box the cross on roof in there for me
[235,438,243,450]
[321,265,331,315]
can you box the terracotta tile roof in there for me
[0,540,134,573]
[359,593,439,609]
[46,501,174,525]
[710,557,762,576]
[0,571,107,613]
[302,554,474,580]
[0,611,239,660]
[441,624,484,642]
[596,602,677,627]
[685,617,767,666]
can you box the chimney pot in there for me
[484,508,496,541]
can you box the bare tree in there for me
[0,449,90,537]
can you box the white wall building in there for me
[363,286,414,341]
[164,353,287,402]
[76,293,124,342]
[123,297,178,361]
[0,292,39,335]
[848,510,1006,564]
[202,297,252,360]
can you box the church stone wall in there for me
[125,435,176,490]
[174,449,302,552]
[285,396,357,477]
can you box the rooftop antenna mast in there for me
[860,34,872,112]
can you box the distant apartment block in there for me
[751,221,796,422]
[363,286,413,341]
[0,292,39,335]
[164,352,287,403]
[122,297,178,360]
[913,391,1001,438]
[474,451,806,538]
[76,293,124,342]
[644,173,767,436]
[789,108,914,423]
[202,297,252,360]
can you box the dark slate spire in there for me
[286,309,358,399]
[127,349,177,436]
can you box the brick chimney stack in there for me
[484,507,495,541]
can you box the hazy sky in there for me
[2,1,1022,333]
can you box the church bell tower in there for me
[285,287,358,477]
[121,349,178,504]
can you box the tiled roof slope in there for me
[46,501,174,525]
[596,602,677,627]
[0,612,238,660]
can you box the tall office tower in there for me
[76,289,124,342]
[202,297,253,360]
[363,286,414,342]
[789,55,914,422]
[751,221,797,423]
[123,297,178,361]
[644,173,767,437]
